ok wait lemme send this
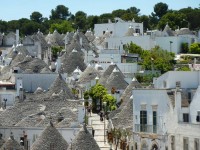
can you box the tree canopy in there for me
[141,46,175,73]
[30,11,43,23]
[50,5,70,20]
[0,4,199,35]
[153,2,168,19]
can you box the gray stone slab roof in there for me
[31,124,69,150]
[67,125,100,150]
[47,74,74,99]
[45,30,65,46]
[105,68,128,90]
[61,50,86,75]
[31,31,48,51]
[78,64,100,84]
[99,63,122,86]
[111,98,133,130]
[0,135,24,150]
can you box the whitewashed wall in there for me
[189,86,200,123]
[107,35,154,50]
[94,22,143,37]
[153,71,200,89]
[14,73,59,92]
[100,63,138,74]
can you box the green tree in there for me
[189,43,200,54]
[124,42,143,55]
[51,46,63,60]
[181,43,189,53]
[179,7,200,30]
[112,9,127,18]
[154,2,168,19]
[20,21,42,35]
[89,84,107,112]
[157,11,186,30]
[30,11,43,23]
[7,20,20,32]
[141,46,175,73]
[86,15,99,30]
[50,5,70,20]
[0,20,7,32]
[126,7,140,15]
[139,15,150,31]
[49,20,73,33]
[102,94,116,111]
[177,66,190,71]
[74,11,87,31]
[99,13,114,23]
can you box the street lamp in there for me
[103,101,107,144]
[183,19,189,29]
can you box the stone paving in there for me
[88,113,112,150]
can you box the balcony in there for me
[134,124,159,134]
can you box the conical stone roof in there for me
[111,98,133,129]
[163,24,174,36]
[85,29,95,42]
[67,126,100,150]
[0,136,5,148]
[47,74,74,99]
[15,58,51,73]
[45,30,64,46]
[78,64,100,84]
[31,123,69,150]
[0,135,23,150]
[99,63,123,86]
[61,50,86,75]
[109,77,141,119]
[105,67,128,90]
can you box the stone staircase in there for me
[88,113,111,150]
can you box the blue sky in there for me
[0,0,199,21]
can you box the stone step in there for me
[92,124,105,129]
[94,130,105,135]
[94,135,107,141]
[97,141,111,148]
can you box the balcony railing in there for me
[134,124,159,134]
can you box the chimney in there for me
[16,78,23,96]
[16,29,19,45]
[19,86,24,102]
[56,57,61,73]
[175,81,182,121]
[80,37,83,46]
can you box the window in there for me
[135,29,140,33]
[171,136,175,150]
[153,111,157,133]
[183,113,189,122]
[183,137,189,150]
[140,111,147,132]
[196,111,200,122]
[194,138,199,150]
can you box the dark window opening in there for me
[183,113,189,122]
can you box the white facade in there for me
[14,73,59,92]
[94,18,143,37]
[132,71,200,150]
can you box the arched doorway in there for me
[151,144,158,150]
[141,142,148,150]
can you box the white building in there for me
[94,19,199,54]
[94,17,143,37]
[132,71,200,150]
